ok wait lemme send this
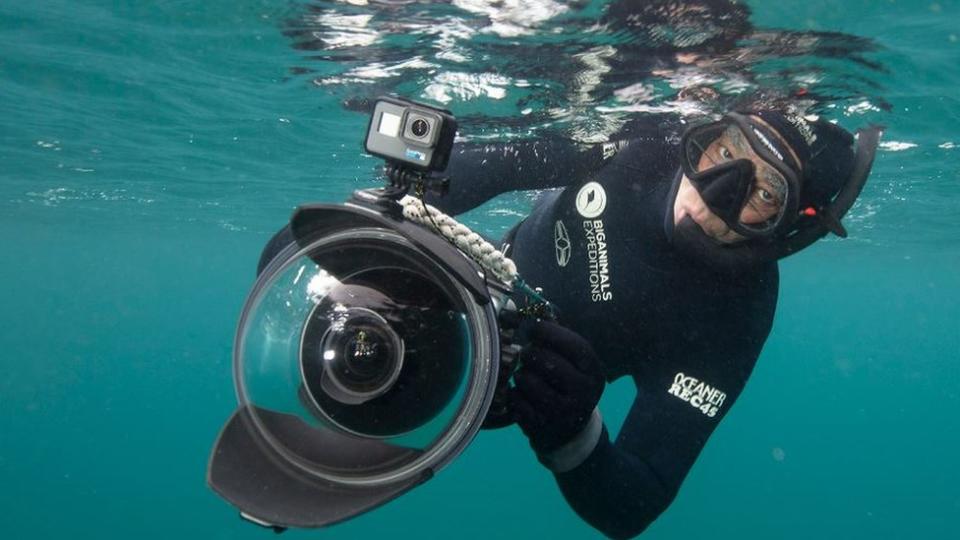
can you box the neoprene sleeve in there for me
[427,135,617,215]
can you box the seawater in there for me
[1,1,958,539]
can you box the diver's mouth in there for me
[674,195,710,229]
[674,174,751,244]
[675,196,744,244]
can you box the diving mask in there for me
[680,112,802,239]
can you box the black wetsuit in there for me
[257,118,778,539]
[432,119,779,538]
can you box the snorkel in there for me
[772,125,882,258]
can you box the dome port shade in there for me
[207,405,428,529]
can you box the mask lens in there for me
[681,122,728,178]
[681,120,794,237]
[740,169,788,233]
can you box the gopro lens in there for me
[411,118,430,138]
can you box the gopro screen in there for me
[378,112,401,137]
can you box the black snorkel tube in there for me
[772,125,883,259]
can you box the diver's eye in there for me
[719,146,733,161]
[756,188,776,205]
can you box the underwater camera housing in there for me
[208,96,525,531]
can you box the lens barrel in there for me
[315,307,404,405]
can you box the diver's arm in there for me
[426,136,623,215]
[508,324,697,539]
[549,402,686,539]
[253,134,617,270]
[549,279,777,539]
[428,113,684,215]
[549,372,750,539]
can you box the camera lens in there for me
[411,118,430,138]
[297,258,473,438]
[314,307,404,404]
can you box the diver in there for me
[255,106,878,538]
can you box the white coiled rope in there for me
[399,195,518,285]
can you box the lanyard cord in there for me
[399,193,555,316]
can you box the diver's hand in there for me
[511,320,605,457]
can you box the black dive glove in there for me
[510,320,605,457]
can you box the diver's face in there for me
[673,117,798,244]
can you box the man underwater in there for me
[257,107,879,538]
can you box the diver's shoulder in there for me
[602,114,684,169]
[618,113,686,144]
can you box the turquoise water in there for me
[1,1,958,538]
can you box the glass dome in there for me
[233,226,498,489]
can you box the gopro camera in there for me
[364,96,457,172]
